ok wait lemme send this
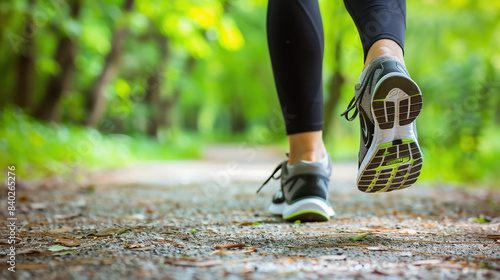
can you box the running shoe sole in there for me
[358,73,423,193]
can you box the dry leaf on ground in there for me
[17,248,48,255]
[486,235,500,239]
[214,243,245,249]
[48,245,74,252]
[55,239,80,247]
[211,248,256,255]
[233,221,257,226]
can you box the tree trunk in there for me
[146,54,196,137]
[34,0,81,122]
[145,35,169,136]
[229,98,246,133]
[323,36,345,140]
[13,0,36,110]
[85,0,134,126]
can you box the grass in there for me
[0,108,202,181]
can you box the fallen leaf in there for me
[211,248,256,255]
[89,227,130,237]
[349,232,371,241]
[233,221,257,226]
[49,227,73,233]
[55,239,80,247]
[214,243,245,249]
[48,244,73,252]
[468,217,491,223]
[486,235,500,239]
[54,213,81,220]
[17,248,48,255]
[96,249,119,253]
[320,255,347,260]
[53,250,76,256]
[15,263,50,269]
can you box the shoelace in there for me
[340,64,378,121]
[256,160,286,194]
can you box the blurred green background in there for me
[1,0,499,185]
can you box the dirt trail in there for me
[1,145,499,279]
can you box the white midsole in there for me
[269,198,335,219]
[357,73,421,180]
[269,202,284,215]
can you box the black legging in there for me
[267,0,406,135]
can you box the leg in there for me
[266,0,326,165]
[343,0,406,65]
[260,0,335,222]
[342,0,423,192]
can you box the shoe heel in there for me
[282,198,335,222]
[372,75,422,130]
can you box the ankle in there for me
[371,46,399,59]
[288,149,326,165]
[364,39,405,70]
[287,131,327,165]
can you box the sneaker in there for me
[341,55,423,193]
[257,154,335,222]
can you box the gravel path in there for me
[1,145,499,279]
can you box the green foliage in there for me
[0,108,201,181]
